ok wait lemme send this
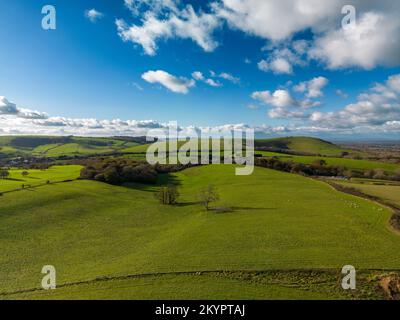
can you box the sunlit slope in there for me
[0,136,141,157]
[0,165,82,193]
[258,151,400,173]
[255,137,347,156]
[0,165,399,295]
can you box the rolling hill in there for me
[0,164,398,299]
[0,136,145,158]
[254,137,349,156]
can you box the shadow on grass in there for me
[230,206,276,211]
[122,173,182,193]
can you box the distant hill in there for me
[0,135,350,159]
[0,135,146,158]
[254,136,347,157]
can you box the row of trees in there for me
[255,157,400,181]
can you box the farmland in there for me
[0,164,399,299]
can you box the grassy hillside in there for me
[0,136,142,157]
[337,180,400,208]
[255,137,348,156]
[0,164,398,299]
[259,151,400,173]
[0,165,82,193]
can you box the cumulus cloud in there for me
[141,70,195,94]
[309,11,400,69]
[258,58,293,74]
[192,71,204,81]
[116,4,219,55]
[309,74,400,128]
[294,76,329,98]
[85,8,104,22]
[0,96,47,119]
[251,89,296,108]
[115,0,400,71]
[212,0,343,41]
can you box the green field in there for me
[0,136,141,158]
[337,180,400,208]
[0,165,82,193]
[0,164,398,299]
[255,137,350,156]
[259,151,400,173]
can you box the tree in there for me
[155,185,179,205]
[21,171,29,177]
[0,169,10,180]
[198,185,220,211]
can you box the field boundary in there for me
[2,268,399,298]
[321,179,400,234]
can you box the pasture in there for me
[0,164,399,299]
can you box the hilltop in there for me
[254,136,348,156]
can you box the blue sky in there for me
[0,0,400,139]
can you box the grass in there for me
[336,180,400,208]
[0,165,82,193]
[255,137,349,156]
[259,151,400,173]
[4,270,389,300]
[0,164,399,299]
[0,136,140,158]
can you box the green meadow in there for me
[0,164,399,299]
[259,151,400,173]
[0,165,82,193]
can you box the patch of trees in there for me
[255,157,346,177]
[255,157,400,181]
[0,168,10,179]
[10,136,72,148]
[79,158,197,186]
[80,158,158,185]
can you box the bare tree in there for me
[155,185,179,205]
[198,185,220,211]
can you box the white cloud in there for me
[141,70,195,94]
[212,0,344,41]
[85,9,104,22]
[0,96,47,119]
[205,78,222,87]
[192,71,222,87]
[260,58,293,74]
[115,0,400,70]
[309,74,400,128]
[294,77,329,98]
[116,4,220,56]
[192,71,204,81]
[309,11,400,69]
[257,60,269,72]
[218,72,240,84]
[251,89,296,108]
